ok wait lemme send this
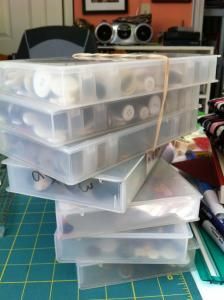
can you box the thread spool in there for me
[120,104,135,122]
[135,244,159,259]
[136,105,150,121]
[144,76,156,92]
[33,125,67,144]
[5,70,24,90]
[33,71,52,98]
[32,171,54,191]
[24,112,67,144]
[135,70,156,92]
[109,104,135,126]
[148,95,161,116]
[120,71,137,96]
[50,76,79,106]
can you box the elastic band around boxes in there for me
[0,55,217,109]
[54,223,193,264]
[0,108,198,186]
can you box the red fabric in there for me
[173,156,219,187]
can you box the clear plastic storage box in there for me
[53,159,201,238]
[0,87,199,146]
[5,154,159,213]
[0,109,197,185]
[76,250,195,289]
[0,55,217,108]
[54,223,193,264]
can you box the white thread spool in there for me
[137,105,150,121]
[148,95,161,116]
[33,71,52,98]
[23,112,67,144]
[110,104,135,126]
[33,125,67,144]
[121,105,135,121]
[33,173,54,191]
[135,244,159,259]
[50,76,79,106]
[144,76,156,92]
[135,69,156,92]
[120,72,137,96]
[5,71,24,90]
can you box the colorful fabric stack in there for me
[198,98,224,152]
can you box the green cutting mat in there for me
[0,192,202,300]
[0,156,13,237]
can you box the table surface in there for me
[0,169,202,300]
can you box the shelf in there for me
[98,45,214,54]
[204,8,224,17]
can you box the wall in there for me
[74,0,193,41]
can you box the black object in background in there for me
[210,57,224,99]
[15,25,97,59]
[205,0,224,8]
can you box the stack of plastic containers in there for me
[0,54,217,289]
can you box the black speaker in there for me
[16,26,97,59]
[135,24,153,43]
[95,22,113,44]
